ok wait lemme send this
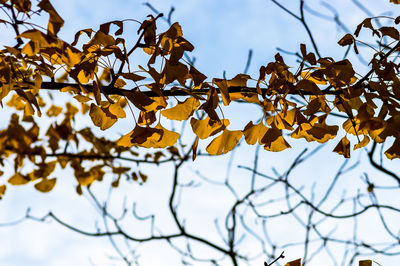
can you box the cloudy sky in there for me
[1,0,400,266]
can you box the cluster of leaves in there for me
[0,0,399,199]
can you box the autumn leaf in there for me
[118,123,179,148]
[0,185,6,199]
[206,129,243,155]
[192,137,199,161]
[138,110,156,125]
[379,26,400,40]
[161,97,200,121]
[284,258,301,266]
[243,121,268,145]
[261,126,291,152]
[151,122,180,148]
[354,135,370,150]
[8,173,29,185]
[89,103,117,130]
[118,125,162,148]
[191,116,229,139]
[38,0,65,35]
[384,138,400,159]
[359,260,372,266]
[213,78,230,106]
[333,135,351,158]
[34,178,57,193]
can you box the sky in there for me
[0,0,400,266]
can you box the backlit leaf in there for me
[243,121,268,145]
[206,129,243,155]
[161,97,200,121]
[89,103,117,130]
[191,116,229,139]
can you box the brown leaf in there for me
[333,135,351,158]
[38,0,64,35]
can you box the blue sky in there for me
[1,0,400,265]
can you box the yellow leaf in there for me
[333,135,351,158]
[191,116,229,139]
[34,178,56,193]
[291,123,338,143]
[301,71,327,85]
[0,185,6,199]
[109,102,126,118]
[151,122,180,148]
[8,173,29,185]
[74,94,92,103]
[354,135,370,150]
[285,258,301,266]
[161,97,200,121]
[243,121,268,145]
[89,103,117,130]
[46,105,63,117]
[206,129,243,155]
[118,125,162,148]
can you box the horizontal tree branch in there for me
[32,81,342,97]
